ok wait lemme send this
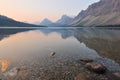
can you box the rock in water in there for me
[4,67,19,77]
[50,51,56,56]
[85,62,106,74]
[112,72,120,78]
[80,58,93,63]
[75,73,87,80]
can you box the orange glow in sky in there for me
[0,0,99,22]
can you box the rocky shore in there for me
[78,58,120,80]
[0,57,120,80]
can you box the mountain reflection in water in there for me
[0,27,120,80]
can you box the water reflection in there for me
[0,28,32,41]
[0,29,99,64]
[0,27,120,80]
[74,28,120,64]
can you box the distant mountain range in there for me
[36,0,120,27]
[34,15,74,27]
[56,15,74,25]
[0,15,43,27]
[40,18,53,26]
[1,0,120,27]
[70,0,120,27]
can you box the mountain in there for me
[38,16,72,27]
[0,15,43,27]
[33,15,74,27]
[40,18,53,26]
[71,0,120,27]
[39,18,62,27]
[56,15,74,25]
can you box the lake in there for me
[0,27,120,80]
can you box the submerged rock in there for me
[85,62,106,74]
[75,73,87,80]
[0,59,9,72]
[50,51,56,56]
[4,67,19,77]
[80,58,93,63]
[112,72,120,78]
[3,66,29,80]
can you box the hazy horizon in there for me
[0,0,99,22]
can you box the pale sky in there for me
[0,0,99,22]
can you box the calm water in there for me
[0,27,120,80]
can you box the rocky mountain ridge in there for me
[70,0,120,27]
